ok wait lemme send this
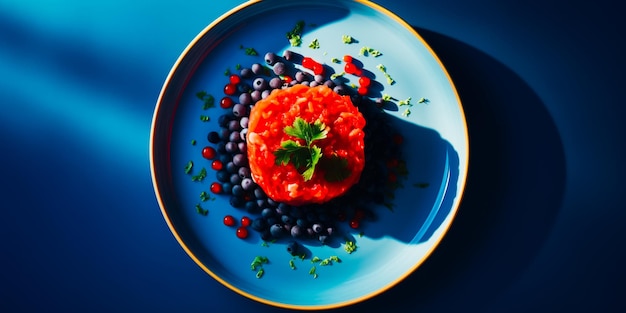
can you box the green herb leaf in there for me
[274,118,328,181]
[322,154,351,182]
[308,38,320,49]
[256,268,265,278]
[342,34,356,44]
[195,204,208,216]
[344,240,357,254]
[286,21,305,47]
[184,161,193,174]
[191,168,207,182]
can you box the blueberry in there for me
[312,223,323,233]
[240,67,253,78]
[232,103,247,117]
[229,131,241,143]
[226,162,238,173]
[228,120,241,131]
[237,141,247,154]
[230,173,242,185]
[269,77,283,89]
[245,201,259,213]
[233,154,247,167]
[231,184,244,197]
[273,62,287,76]
[264,52,278,65]
[229,196,244,208]
[241,177,254,190]
[286,241,299,255]
[251,63,264,75]
[216,170,229,183]
[238,167,251,178]
[254,187,266,199]
[290,226,303,238]
[239,117,249,129]
[261,208,274,218]
[252,217,267,231]
[318,235,329,245]
[225,142,238,154]
[239,92,252,105]
[270,224,285,238]
[207,131,220,144]
[253,77,268,91]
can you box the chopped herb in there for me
[251,256,269,271]
[331,57,340,63]
[274,117,330,181]
[256,268,265,278]
[330,71,345,79]
[200,191,213,202]
[191,167,207,182]
[244,47,258,56]
[344,240,357,254]
[195,90,207,100]
[402,108,411,117]
[202,94,215,110]
[329,256,341,263]
[235,64,242,70]
[398,97,412,106]
[359,46,383,57]
[200,115,210,122]
[224,68,230,76]
[261,241,269,247]
[413,182,430,188]
[184,161,193,174]
[289,259,296,270]
[311,256,321,263]
[342,34,356,44]
[359,231,364,237]
[319,258,330,266]
[308,38,320,49]
[385,74,395,85]
[195,204,208,216]
[381,94,394,101]
[191,139,196,146]
[309,265,317,278]
[286,20,305,47]
[418,97,429,104]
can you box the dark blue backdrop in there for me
[1,0,624,312]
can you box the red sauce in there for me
[247,85,365,205]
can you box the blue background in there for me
[1,0,624,312]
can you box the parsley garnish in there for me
[321,154,351,182]
[251,256,269,279]
[286,20,305,47]
[195,204,208,216]
[308,38,320,49]
[184,161,193,174]
[274,117,328,181]
[344,240,357,254]
[191,167,207,182]
[342,34,356,44]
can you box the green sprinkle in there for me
[184,161,193,174]
[224,68,230,76]
[344,240,357,254]
[399,97,412,106]
[331,57,340,63]
[195,90,207,100]
[342,34,355,44]
[195,204,208,216]
[385,73,395,85]
[200,115,210,122]
[308,38,320,49]
[330,71,345,80]
[191,168,207,182]
[402,108,411,117]
[382,94,393,101]
[256,268,265,278]
[418,97,429,104]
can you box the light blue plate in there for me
[150,0,468,309]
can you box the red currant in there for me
[201,146,216,160]
[358,76,371,87]
[302,57,316,69]
[236,226,249,239]
[313,63,324,75]
[282,75,293,84]
[220,96,234,109]
[224,83,237,95]
[211,160,223,171]
[344,62,358,75]
[223,215,236,227]
[210,182,223,194]
[357,86,368,96]
[229,74,241,85]
[241,216,252,227]
[349,219,360,229]
[343,55,353,63]
[388,172,398,183]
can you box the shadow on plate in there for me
[333,27,567,312]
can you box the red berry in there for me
[388,172,398,183]
[223,215,236,226]
[220,97,234,109]
[359,76,371,87]
[343,55,353,63]
[344,62,357,74]
[282,75,293,84]
[313,63,324,75]
[211,160,223,171]
[241,216,252,227]
[210,182,223,194]
[357,86,368,96]
[224,83,237,95]
[302,57,316,69]
[202,146,216,160]
[229,74,241,85]
[349,219,360,229]
[236,226,249,239]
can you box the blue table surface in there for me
[1,0,624,312]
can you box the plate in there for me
[150,0,468,309]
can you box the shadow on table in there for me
[334,27,567,312]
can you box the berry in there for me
[357,86,368,96]
[202,146,216,160]
[236,226,249,239]
[229,74,241,85]
[220,97,234,109]
[241,216,252,227]
[358,76,371,87]
[211,160,223,171]
[224,83,237,95]
[343,55,353,63]
[223,215,236,226]
[210,182,223,194]
[349,219,360,229]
